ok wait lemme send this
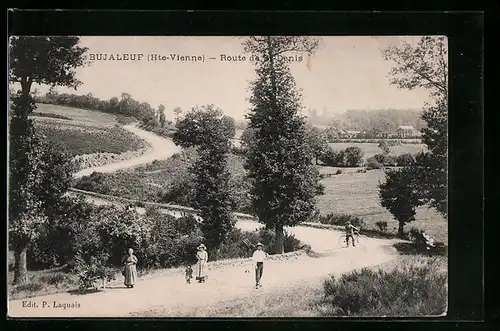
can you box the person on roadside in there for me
[185,265,193,284]
[345,221,359,247]
[195,244,208,283]
[122,248,138,288]
[252,242,268,289]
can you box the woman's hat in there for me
[197,244,206,249]
[256,242,264,247]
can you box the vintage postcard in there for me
[7,36,448,318]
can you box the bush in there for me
[375,221,388,232]
[73,172,112,194]
[373,153,397,166]
[343,146,364,167]
[365,157,382,170]
[336,169,343,175]
[318,214,365,228]
[321,258,447,316]
[396,153,416,166]
[116,115,137,125]
[74,253,116,291]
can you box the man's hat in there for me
[197,244,206,249]
[256,242,264,247]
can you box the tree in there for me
[9,36,88,118]
[186,105,235,251]
[173,107,183,122]
[9,99,76,283]
[379,167,423,237]
[306,124,330,165]
[158,104,166,128]
[343,146,364,167]
[378,140,391,155]
[172,106,236,148]
[240,126,256,152]
[243,36,323,254]
[8,36,87,284]
[382,36,448,216]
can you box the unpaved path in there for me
[74,124,181,178]
[8,220,402,318]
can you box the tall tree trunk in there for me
[274,223,284,254]
[13,241,29,284]
[398,221,405,238]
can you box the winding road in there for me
[8,124,403,318]
[74,124,181,178]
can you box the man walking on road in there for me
[252,243,268,289]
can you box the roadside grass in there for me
[8,267,80,300]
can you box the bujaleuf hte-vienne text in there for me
[22,300,81,309]
[87,53,304,62]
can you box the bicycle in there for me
[338,230,366,248]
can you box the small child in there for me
[185,265,193,284]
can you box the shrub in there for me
[375,221,388,232]
[336,169,343,175]
[356,168,367,173]
[365,157,382,170]
[343,146,364,167]
[115,115,137,125]
[318,214,364,228]
[74,253,116,291]
[396,153,416,166]
[12,282,44,293]
[319,148,341,167]
[321,258,447,316]
[73,172,112,194]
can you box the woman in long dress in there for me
[122,248,138,288]
[194,244,208,283]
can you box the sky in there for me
[25,36,437,122]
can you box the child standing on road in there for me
[185,265,193,284]
[252,243,268,289]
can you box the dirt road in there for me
[74,124,181,178]
[8,220,402,318]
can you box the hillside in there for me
[27,103,148,157]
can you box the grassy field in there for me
[28,104,147,157]
[328,142,427,159]
[317,166,447,244]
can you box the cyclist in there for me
[345,221,359,247]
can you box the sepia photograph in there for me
[7,35,448,318]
